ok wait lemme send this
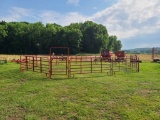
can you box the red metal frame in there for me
[49,47,70,78]
[20,47,140,79]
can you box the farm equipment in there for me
[101,49,112,61]
[114,51,126,61]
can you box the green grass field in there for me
[0,62,160,120]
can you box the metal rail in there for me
[20,55,140,79]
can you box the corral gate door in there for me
[49,47,69,78]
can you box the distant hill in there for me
[123,47,160,54]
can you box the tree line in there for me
[0,21,122,55]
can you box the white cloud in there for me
[67,0,80,6]
[39,11,87,26]
[1,0,160,42]
[90,0,160,39]
[0,7,31,22]
[0,6,86,26]
[58,12,87,26]
[40,11,61,24]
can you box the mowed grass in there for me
[0,61,160,119]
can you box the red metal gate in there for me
[20,47,140,79]
[20,55,50,76]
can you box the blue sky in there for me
[0,0,160,50]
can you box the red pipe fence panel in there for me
[20,55,140,79]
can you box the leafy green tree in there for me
[12,22,31,54]
[1,22,20,54]
[0,22,8,53]
[81,21,109,53]
[64,27,82,54]
[0,21,122,54]
[107,35,122,52]
[113,40,122,52]
[27,22,45,54]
